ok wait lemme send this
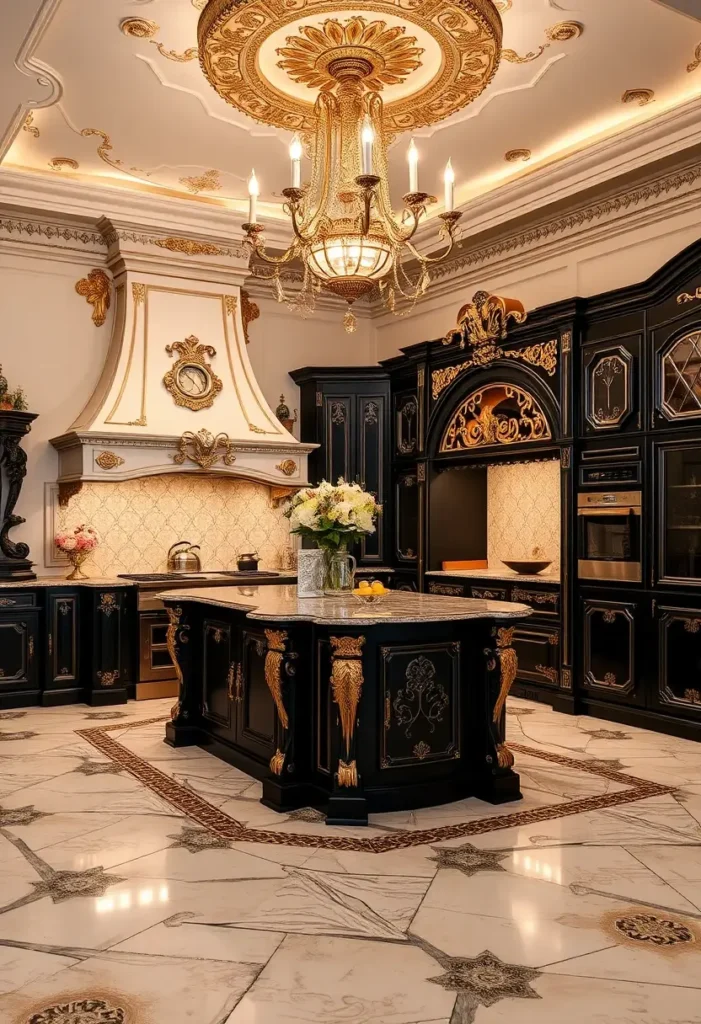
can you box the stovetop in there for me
[119,571,281,584]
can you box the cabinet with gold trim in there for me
[83,587,134,706]
[581,597,642,706]
[511,624,561,691]
[651,601,701,720]
[234,627,278,763]
[202,617,236,734]
[0,602,39,707]
[43,588,80,705]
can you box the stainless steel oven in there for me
[577,490,642,582]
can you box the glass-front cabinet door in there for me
[658,440,701,584]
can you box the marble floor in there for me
[0,699,700,1023]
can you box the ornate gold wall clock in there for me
[163,335,223,411]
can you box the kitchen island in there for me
[161,585,533,825]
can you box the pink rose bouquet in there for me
[55,524,100,579]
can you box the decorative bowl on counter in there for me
[352,580,390,605]
[502,559,552,575]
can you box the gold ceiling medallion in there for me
[179,169,222,194]
[163,336,223,411]
[50,157,79,171]
[240,289,259,344]
[277,18,424,93]
[198,0,503,135]
[173,429,236,470]
[505,149,531,162]
[687,43,701,73]
[622,89,654,107]
[22,112,39,138]
[155,237,224,256]
[546,21,583,42]
[75,269,111,327]
[440,383,552,452]
[95,451,125,471]
[120,17,159,38]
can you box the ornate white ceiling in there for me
[2,0,701,224]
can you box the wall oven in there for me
[577,490,642,582]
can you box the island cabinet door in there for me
[650,602,701,721]
[234,628,278,763]
[380,641,461,772]
[580,597,643,706]
[201,618,237,738]
[511,625,561,692]
[0,608,39,703]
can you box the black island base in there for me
[162,584,533,826]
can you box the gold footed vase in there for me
[65,551,92,581]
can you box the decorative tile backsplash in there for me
[55,475,292,575]
[487,460,561,574]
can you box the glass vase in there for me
[321,546,356,595]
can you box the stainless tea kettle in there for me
[167,541,202,573]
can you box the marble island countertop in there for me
[427,568,561,586]
[0,575,137,589]
[158,584,533,626]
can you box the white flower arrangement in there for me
[284,479,381,550]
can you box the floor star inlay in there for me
[73,757,124,776]
[429,842,509,877]
[0,730,38,741]
[0,804,48,827]
[427,949,542,1007]
[167,825,233,853]
[27,998,127,1024]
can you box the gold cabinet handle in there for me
[28,635,35,661]
[48,633,53,656]
[227,662,244,703]
[227,662,236,701]
[235,663,243,703]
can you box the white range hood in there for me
[51,217,315,492]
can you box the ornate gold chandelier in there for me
[198,0,504,333]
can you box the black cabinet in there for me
[652,601,701,720]
[0,604,39,707]
[202,616,236,734]
[291,367,391,565]
[655,437,701,587]
[44,589,80,704]
[581,596,642,706]
[235,628,278,762]
[84,588,133,705]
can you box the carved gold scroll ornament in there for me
[330,635,365,788]
[264,629,289,775]
[494,626,518,768]
[75,269,111,327]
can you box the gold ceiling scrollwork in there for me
[440,383,552,452]
[22,112,39,138]
[622,89,654,106]
[179,170,222,194]
[505,149,531,162]
[687,43,701,74]
[120,17,198,61]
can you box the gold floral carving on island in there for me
[75,269,111,327]
[155,237,225,256]
[197,0,503,134]
[505,149,531,162]
[440,383,552,452]
[163,335,223,411]
[336,758,359,787]
[173,429,236,470]
[330,635,365,757]
[270,749,285,775]
[95,451,125,471]
[687,42,701,74]
[241,289,260,344]
[22,112,39,138]
[264,628,289,730]
[50,157,79,171]
[622,89,654,106]
[179,170,222,194]
[277,17,424,93]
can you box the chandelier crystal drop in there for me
[241,31,463,333]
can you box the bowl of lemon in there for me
[352,579,389,605]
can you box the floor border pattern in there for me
[76,719,675,853]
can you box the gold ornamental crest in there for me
[198,0,503,134]
[163,335,223,411]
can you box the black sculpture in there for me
[0,410,37,580]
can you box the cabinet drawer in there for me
[510,585,560,618]
[470,585,508,601]
[512,625,561,689]
[0,591,37,608]
[428,581,465,597]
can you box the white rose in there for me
[61,537,77,551]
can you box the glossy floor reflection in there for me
[0,698,700,1023]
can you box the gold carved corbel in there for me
[166,605,190,721]
[75,269,111,327]
[241,289,260,344]
[330,635,365,787]
[493,626,518,768]
[264,629,289,730]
